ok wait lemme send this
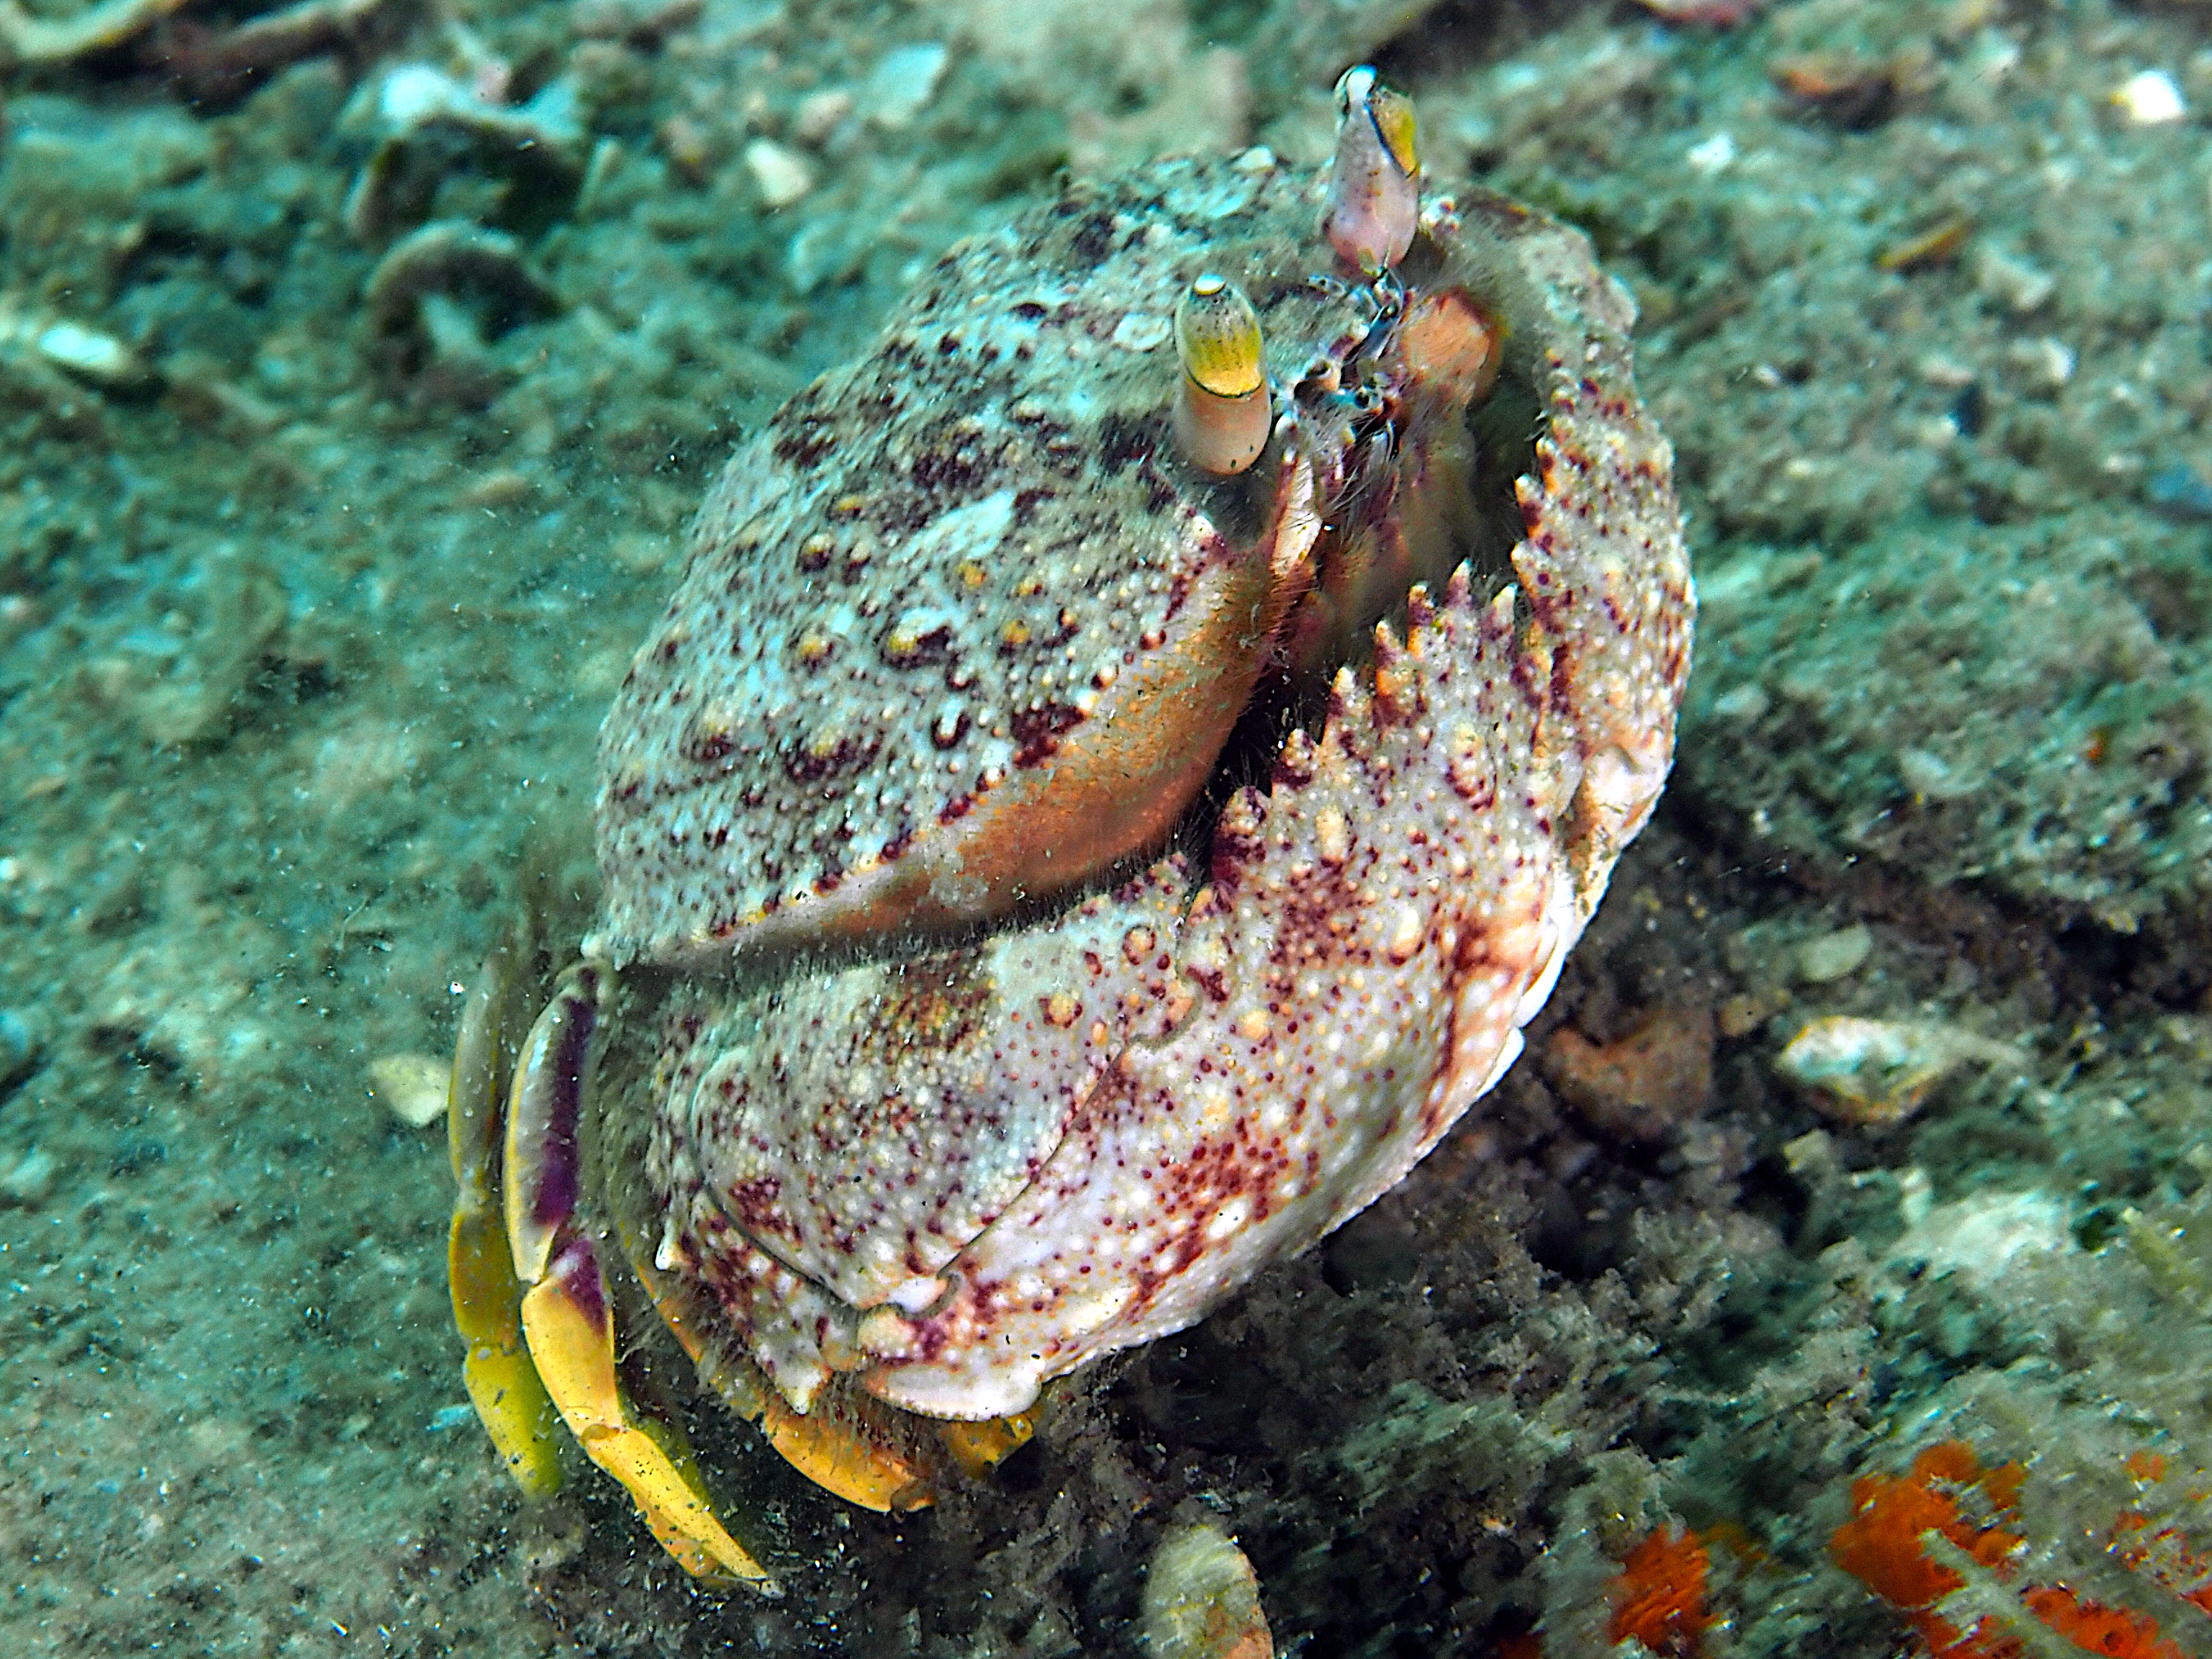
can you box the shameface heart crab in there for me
[446,71,1692,1590]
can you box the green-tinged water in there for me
[2,0,2209,1653]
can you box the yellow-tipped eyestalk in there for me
[1172,273,1272,475]
[1324,64,1419,275]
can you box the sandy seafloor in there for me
[3,0,2211,1653]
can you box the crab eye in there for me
[1323,64,1420,276]
[1172,273,1272,475]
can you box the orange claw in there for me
[756,1386,936,1513]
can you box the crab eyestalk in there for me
[1172,273,1272,476]
[1323,64,1420,276]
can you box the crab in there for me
[445,72,1693,1592]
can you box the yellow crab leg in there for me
[937,1410,1038,1479]
[505,964,778,1592]
[446,935,561,1498]
[518,1238,777,1590]
[450,1209,563,1496]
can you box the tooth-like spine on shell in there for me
[1444,562,1474,613]
[1405,579,1438,635]
[1274,727,1319,787]
[1211,787,1269,872]
[1324,662,1371,739]
[1371,619,1418,724]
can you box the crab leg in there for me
[936,1412,1039,1479]
[446,933,563,1498]
[620,1215,1035,1512]
[505,963,779,1593]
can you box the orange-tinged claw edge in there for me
[757,1388,935,1513]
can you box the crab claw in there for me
[504,964,778,1593]
[937,1411,1039,1479]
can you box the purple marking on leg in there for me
[548,1234,609,1337]
[509,966,604,1281]
[529,977,599,1236]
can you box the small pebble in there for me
[1717,988,1786,1039]
[0,1005,45,1088]
[37,322,151,389]
[1796,924,1873,985]
[1710,682,1770,721]
[0,1146,57,1207]
[378,62,471,125]
[1974,246,2055,314]
[659,114,714,183]
[2112,69,2186,125]
[743,138,814,208]
[792,89,853,146]
[1686,130,1735,175]
[2007,336,2074,390]
[1776,1015,2016,1127]
[1138,1520,1274,1659]
[1916,353,1975,389]
[864,42,948,130]
[369,1052,450,1128]
[1110,312,1171,352]
[457,469,536,509]
[1897,746,1978,800]
[1888,1188,2068,1287]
